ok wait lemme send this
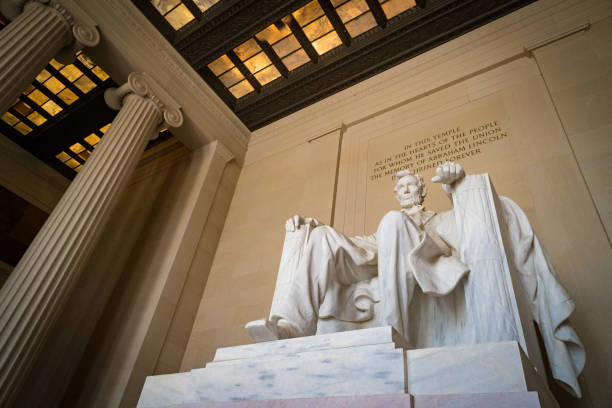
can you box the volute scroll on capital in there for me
[0,0,101,63]
[104,72,184,133]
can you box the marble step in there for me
[141,391,545,408]
[212,326,408,363]
[138,343,405,407]
[137,328,558,408]
[206,341,398,368]
[194,343,405,401]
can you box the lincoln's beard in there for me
[397,191,423,209]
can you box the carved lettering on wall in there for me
[369,121,508,182]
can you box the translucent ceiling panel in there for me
[1,112,19,126]
[84,133,101,146]
[219,67,245,87]
[208,54,255,98]
[254,65,281,86]
[234,38,261,61]
[257,23,292,45]
[311,31,342,55]
[272,35,301,58]
[193,0,221,12]
[208,54,234,76]
[345,12,376,37]
[235,38,280,87]
[14,122,32,135]
[293,1,324,26]
[336,0,369,22]
[303,16,334,41]
[165,4,195,29]
[335,0,376,38]
[243,52,272,74]
[294,2,342,56]
[379,0,416,19]
[151,0,180,14]
[27,111,46,126]
[229,80,255,98]
[150,0,195,30]
[282,49,310,71]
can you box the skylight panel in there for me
[379,0,416,19]
[150,0,195,30]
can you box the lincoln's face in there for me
[394,175,423,208]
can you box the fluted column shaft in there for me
[0,0,100,114]
[0,73,183,405]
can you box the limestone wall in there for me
[184,1,612,407]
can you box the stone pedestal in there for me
[0,72,182,405]
[0,0,100,114]
[137,327,558,408]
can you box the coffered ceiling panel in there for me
[136,0,535,130]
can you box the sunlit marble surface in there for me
[146,391,545,407]
[213,326,407,363]
[138,327,557,408]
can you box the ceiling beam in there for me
[177,0,313,71]
[319,0,351,47]
[365,0,387,28]
[8,107,37,131]
[236,0,536,129]
[182,0,203,20]
[287,17,319,64]
[255,37,289,78]
[64,147,86,165]
[32,80,68,110]
[227,50,262,92]
[73,60,103,86]
[45,65,85,98]
[19,94,52,121]
[80,138,95,151]
[198,66,237,108]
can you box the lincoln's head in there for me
[394,170,427,208]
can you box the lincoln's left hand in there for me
[431,162,465,196]
[431,161,465,185]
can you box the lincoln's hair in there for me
[395,169,427,198]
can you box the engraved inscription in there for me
[369,121,508,181]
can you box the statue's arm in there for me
[431,161,465,200]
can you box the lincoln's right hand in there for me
[285,215,321,232]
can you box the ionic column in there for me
[0,72,183,405]
[0,0,99,113]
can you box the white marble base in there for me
[137,327,557,408]
[214,326,408,362]
[138,391,546,408]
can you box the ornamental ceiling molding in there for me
[74,0,250,150]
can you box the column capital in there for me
[105,72,184,131]
[0,0,100,62]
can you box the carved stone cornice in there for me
[105,72,184,132]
